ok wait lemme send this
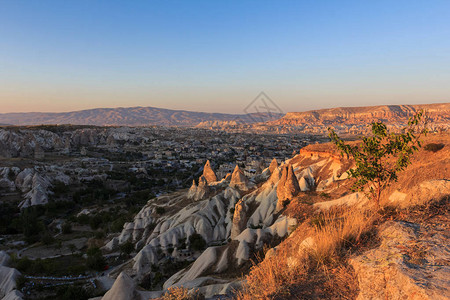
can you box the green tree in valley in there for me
[328,110,427,210]
[119,240,134,257]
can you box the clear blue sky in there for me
[1,0,449,113]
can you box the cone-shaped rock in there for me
[202,160,217,183]
[102,272,141,300]
[299,176,310,192]
[269,158,278,173]
[230,199,248,239]
[197,176,210,200]
[230,165,249,191]
[187,180,197,199]
[267,165,282,185]
[276,164,300,211]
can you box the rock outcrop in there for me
[101,272,142,300]
[187,180,198,199]
[202,160,217,183]
[271,103,450,127]
[2,289,24,300]
[350,221,450,300]
[0,266,21,298]
[16,170,52,209]
[187,176,210,201]
[0,251,10,267]
[276,164,300,211]
[0,252,22,300]
[0,168,18,192]
[229,165,249,191]
[230,199,248,239]
[268,158,278,173]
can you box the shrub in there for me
[56,285,90,300]
[119,241,134,257]
[89,215,102,230]
[86,253,106,271]
[94,230,105,239]
[158,287,204,300]
[156,207,166,215]
[188,233,206,251]
[62,222,72,234]
[328,110,427,209]
[424,143,444,152]
[86,247,106,271]
[15,275,28,289]
[41,232,55,245]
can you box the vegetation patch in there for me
[424,143,444,152]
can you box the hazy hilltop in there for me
[0,106,282,127]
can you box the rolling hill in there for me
[0,106,283,127]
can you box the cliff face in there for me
[271,103,450,126]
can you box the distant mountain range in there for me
[0,106,283,127]
[0,103,448,128]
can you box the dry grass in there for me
[236,206,376,299]
[236,249,309,299]
[309,207,376,266]
[157,286,205,300]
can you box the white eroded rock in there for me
[350,221,450,300]
[0,266,21,299]
[102,272,142,300]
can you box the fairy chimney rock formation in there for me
[202,160,217,183]
[187,177,210,201]
[276,164,300,211]
[268,158,278,173]
[230,165,249,191]
[187,180,197,199]
[230,199,248,239]
[267,165,282,185]
[196,176,210,200]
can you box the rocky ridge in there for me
[103,143,355,298]
[271,103,450,127]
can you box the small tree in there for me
[61,222,72,234]
[328,110,427,209]
[119,240,134,257]
[68,243,77,255]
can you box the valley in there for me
[0,104,449,300]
